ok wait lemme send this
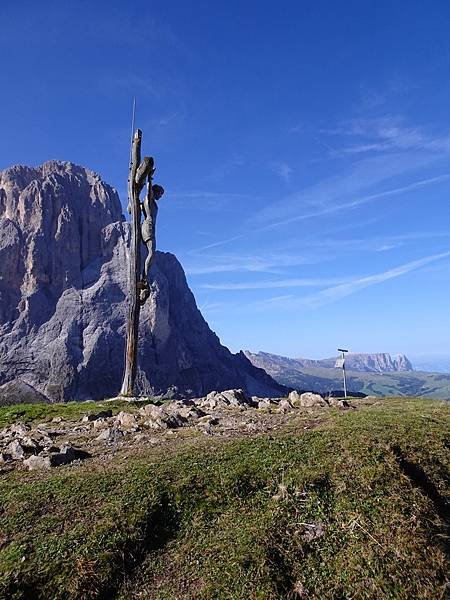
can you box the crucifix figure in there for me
[139,182,164,305]
[121,128,164,396]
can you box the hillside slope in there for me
[0,396,448,599]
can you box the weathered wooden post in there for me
[120,128,163,396]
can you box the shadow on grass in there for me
[391,444,450,559]
[100,492,181,600]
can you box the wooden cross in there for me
[120,129,164,396]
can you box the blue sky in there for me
[1,0,450,361]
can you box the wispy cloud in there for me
[199,277,347,290]
[269,161,292,183]
[302,250,450,307]
[325,116,450,156]
[168,190,252,213]
[185,252,311,275]
[192,171,450,253]
[209,155,245,181]
[262,172,450,230]
[254,143,450,227]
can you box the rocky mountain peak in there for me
[0,162,285,402]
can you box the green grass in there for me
[269,364,450,400]
[0,398,162,429]
[0,397,449,599]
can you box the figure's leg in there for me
[139,239,155,305]
[143,238,155,282]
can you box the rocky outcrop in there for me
[0,161,286,403]
[0,390,352,471]
[340,353,413,373]
[245,351,413,374]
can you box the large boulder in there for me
[0,161,286,402]
[289,391,327,408]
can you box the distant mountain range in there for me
[245,351,450,400]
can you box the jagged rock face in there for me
[342,353,413,373]
[0,161,284,402]
[245,351,413,374]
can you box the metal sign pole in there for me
[338,348,349,398]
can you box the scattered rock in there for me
[0,453,12,463]
[23,455,51,470]
[288,390,303,407]
[82,410,113,423]
[96,428,113,441]
[257,397,277,409]
[277,398,293,413]
[49,445,90,467]
[139,404,164,419]
[299,522,326,542]
[115,411,138,428]
[145,417,169,430]
[327,397,351,409]
[10,423,31,436]
[299,392,327,408]
[5,440,25,460]
[197,389,252,410]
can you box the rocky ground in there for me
[0,394,448,599]
[0,390,352,473]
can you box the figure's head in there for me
[152,184,165,201]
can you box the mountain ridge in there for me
[245,351,413,373]
[245,351,450,400]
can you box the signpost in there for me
[336,348,349,398]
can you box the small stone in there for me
[327,397,350,409]
[51,417,63,423]
[10,423,31,436]
[81,410,113,423]
[23,455,52,470]
[299,522,326,542]
[48,445,90,466]
[258,399,273,409]
[277,398,293,413]
[145,417,168,430]
[139,404,164,419]
[5,440,25,460]
[115,411,138,428]
[96,428,112,441]
[299,392,327,408]
[288,390,303,407]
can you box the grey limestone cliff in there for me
[0,161,285,403]
[245,351,413,374]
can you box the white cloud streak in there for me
[324,116,450,156]
[263,173,450,230]
[184,252,312,275]
[302,250,450,307]
[199,277,347,290]
[190,171,450,253]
